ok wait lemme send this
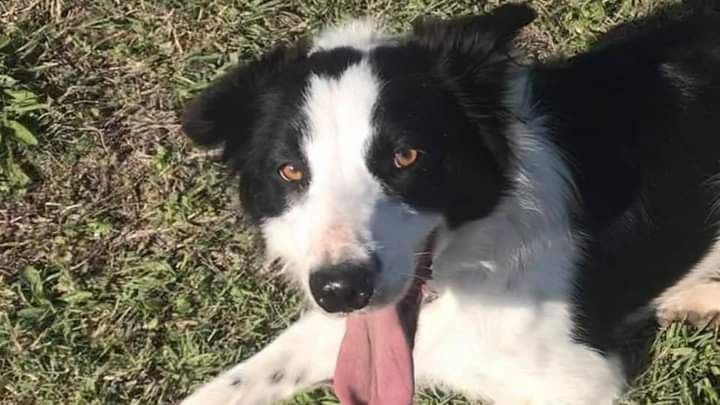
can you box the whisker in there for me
[391,271,432,281]
[413,251,434,257]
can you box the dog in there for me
[179,4,720,404]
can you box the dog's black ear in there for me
[181,40,310,164]
[411,3,535,57]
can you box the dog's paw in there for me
[181,361,315,405]
[180,375,243,405]
[656,283,720,329]
[658,309,720,329]
[180,312,340,404]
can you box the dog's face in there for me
[182,5,534,313]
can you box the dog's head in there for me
[182,4,535,313]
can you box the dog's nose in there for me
[309,260,376,313]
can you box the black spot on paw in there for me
[230,376,243,387]
[269,370,284,384]
[294,372,306,385]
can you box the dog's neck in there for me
[431,68,579,295]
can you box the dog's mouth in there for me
[333,232,437,405]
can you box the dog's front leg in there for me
[181,311,344,405]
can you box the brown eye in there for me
[278,163,304,182]
[393,148,419,169]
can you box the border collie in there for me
[180,4,720,404]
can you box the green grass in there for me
[0,40,47,196]
[0,0,718,404]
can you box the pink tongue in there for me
[333,306,415,405]
[333,233,434,405]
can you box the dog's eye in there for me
[278,163,304,182]
[393,148,419,169]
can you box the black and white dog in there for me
[180,4,720,404]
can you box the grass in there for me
[0,43,47,196]
[0,0,718,404]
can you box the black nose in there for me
[309,260,376,313]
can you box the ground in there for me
[0,0,718,404]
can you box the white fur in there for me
[311,18,388,53]
[182,24,626,405]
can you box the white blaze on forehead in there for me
[303,62,380,198]
[311,18,387,53]
[261,61,383,272]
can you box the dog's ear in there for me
[411,3,535,58]
[181,40,310,165]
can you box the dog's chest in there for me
[416,275,575,371]
[411,270,624,403]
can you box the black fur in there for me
[368,4,535,226]
[531,12,720,352]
